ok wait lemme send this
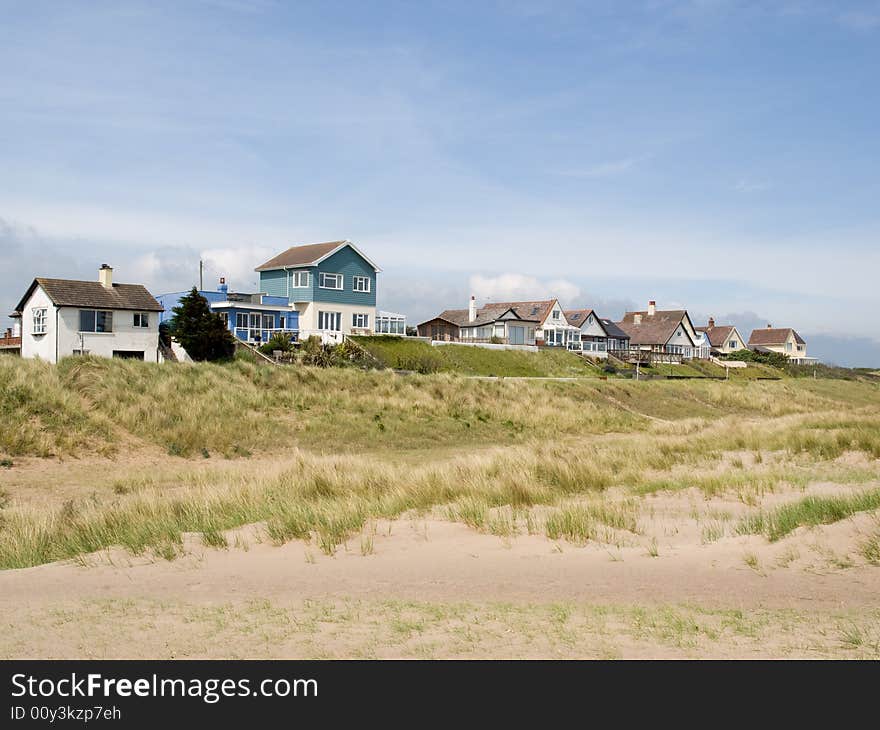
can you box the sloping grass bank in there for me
[350,336,605,376]
[1,356,878,459]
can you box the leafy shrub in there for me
[258,333,294,355]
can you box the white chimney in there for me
[468,295,476,323]
[647,300,656,317]
[99,264,113,289]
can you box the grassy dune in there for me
[1,356,879,568]
[350,335,605,376]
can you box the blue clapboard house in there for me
[156,278,299,345]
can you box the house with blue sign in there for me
[156,278,299,345]
[255,240,380,339]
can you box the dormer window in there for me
[553,310,561,319]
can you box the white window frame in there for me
[32,307,47,335]
[133,312,150,328]
[353,275,370,293]
[290,270,310,288]
[318,311,342,331]
[729,340,738,349]
[218,312,229,327]
[319,272,343,290]
[262,314,275,330]
[352,312,370,329]
[235,313,248,329]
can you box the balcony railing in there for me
[233,327,299,344]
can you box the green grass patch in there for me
[738,489,880,541]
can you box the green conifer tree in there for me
[168,288,235,361]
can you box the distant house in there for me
[417,297,578,346]
[748,325,814,364]
[616,301,702,360]
[0,327,21,355]
[156,278,299,345]
[10,265,162,363]
[256,240,380,339]
[564,309,630,358]
[695,318,746,356]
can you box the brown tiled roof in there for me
[426,304,541,329]
[14,278,163,313]
[695,324,735,348]
[487,299,557,324]
[617,310,692,346]
[564,309,596,326]
[254,241,345,271]
[748,327,806,346]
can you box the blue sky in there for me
[1,0,879,365]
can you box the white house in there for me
[616,301,703,360]
[417,297,579,346]
[11,265,163,363]
[695,318,747,356]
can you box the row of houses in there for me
[416,297,813,364]
[7,241,393,362]
[5,238,813,365]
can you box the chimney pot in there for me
[708,317,715,328]
[98,264,113,289]
[468,295,476,323]
[647,300,656,317]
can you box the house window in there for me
[218,312,229,327]
[133,312,150,328]
[786,342,792,352]
[729,340,738,349]
[320,273,343,290]
[235,313,248,329]
[262,314,275,331]
[553,310,561,320]
[353,276,370,293]
[290,271,310,288]
[677,328,682,337]
[588,314,594,325]
[352,313,370,329]
[318,311,341,331]
[79,310,113,333]
[797,344,804,352]
[32,307,47,334]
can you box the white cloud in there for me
[469,273,581,304]
[200,245,277,290]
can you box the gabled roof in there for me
[617,309,695,346]
[13,278,163,314]
[748,327,806,346]
[695,324,736,348]
[255,240,381,272]
[486,299,558,325]
[423,305,540,329]
[564,309,609,336]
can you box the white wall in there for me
[20,285,58,362]
[19,283,159,363]
[57,308,160,362]
[296,302,377,334]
